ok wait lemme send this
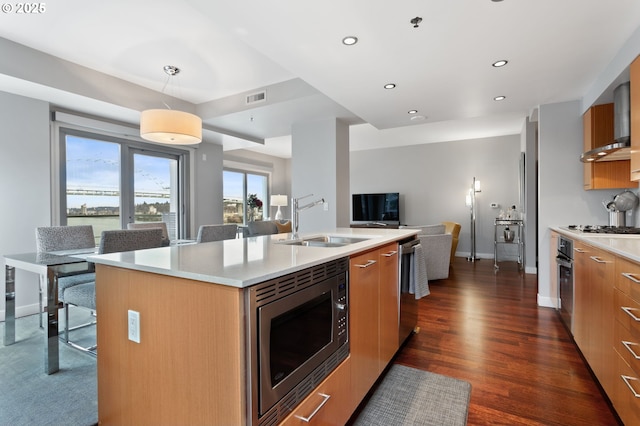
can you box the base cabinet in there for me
[566,238,640,425]
[349,243,400,407]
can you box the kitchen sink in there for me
[277,235,371,247]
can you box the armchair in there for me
[442,221,461,265]
[413,224,453,280]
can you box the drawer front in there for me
[280,357,351,426]
[614,352,640,426]
[616,288,640,335]
[616,318,640,376]
[617,258,640,302]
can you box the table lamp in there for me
[270,195,288,220]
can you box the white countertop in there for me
[88,227,418,288]
[551,226,640,263]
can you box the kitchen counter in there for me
[551,226,640,263]
[88,227,418,288]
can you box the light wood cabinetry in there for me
[631,56,640,181]
[613,258,640,425]
[559,236,640,425]
[378,245,400,366]
[96,265,247,426]
[583,103,634,189]
[280,357,352,426]
[573,241,615,395]
[349,242,400,407]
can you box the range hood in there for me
[581,82,631,163]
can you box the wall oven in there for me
[557,236,574,333]
[246,257,349,426]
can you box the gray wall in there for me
[350,135,522,259]
[192,142,224,237]
[223,149,292,219]
[0,91,51,319]
[536,100,634,307]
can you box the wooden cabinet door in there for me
[583,103,634,189]
[587,246,615,390]
[349,249,380,405]
[378,243,399,368]
[631,56,640,181]
[572,241,590,349]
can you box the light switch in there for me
[128,310,140,343]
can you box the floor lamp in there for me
[466,177,481,262]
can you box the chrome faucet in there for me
[291,194,325,239]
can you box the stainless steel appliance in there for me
[398,238,419,345]
[567,224,640,234]
[557,236,574,332]
[245,257,349,426]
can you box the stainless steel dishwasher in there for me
[398,237,420,344]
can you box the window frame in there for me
[54,121,191,239]
[223,167,270,225]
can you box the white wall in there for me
[0,91,51,320]
[350,135,521,259]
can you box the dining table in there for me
[4,250,95,374]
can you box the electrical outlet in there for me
[128,310,140,343]
[323,202,329,211]
[490,202,500,209]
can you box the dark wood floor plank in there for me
[393,257,621,426]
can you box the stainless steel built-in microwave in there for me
[246,257,349,425]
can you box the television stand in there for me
[350,223,400,229]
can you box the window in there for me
[223,169,268,224]
[59,127,189,243]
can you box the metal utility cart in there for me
[494,218,524,270]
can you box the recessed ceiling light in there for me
[342,36,358,46]
[384,83,396,89]
[492,60,508,67]
[491,0,504,2]
[408,110,418,114]
[494,95,506,101]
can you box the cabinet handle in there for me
[622,272,640,284]
[574,248,586,253]
[354,260,377,268]
[621,306,640,322]
[621,375,640,398]
[294,393,331,422]
[381,250,398,257]
[589,256,610,264]
[622,341,640,359]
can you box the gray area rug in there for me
[353,364,471,426]
[0,312,97,426]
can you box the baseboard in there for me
[537,294,556,309]
[525,266,537,275]
[0,303,40,322]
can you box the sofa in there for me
[242,220,292,237]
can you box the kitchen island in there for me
[89,227,418,425]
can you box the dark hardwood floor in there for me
[393,257,621,426]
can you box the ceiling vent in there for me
[246,91,267,105]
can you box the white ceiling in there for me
[0,0,639,158]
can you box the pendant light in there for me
[140,65,202,145]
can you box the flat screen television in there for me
[352,193,400,225]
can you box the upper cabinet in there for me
[631,56,640,181]
[583,103,635,189]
